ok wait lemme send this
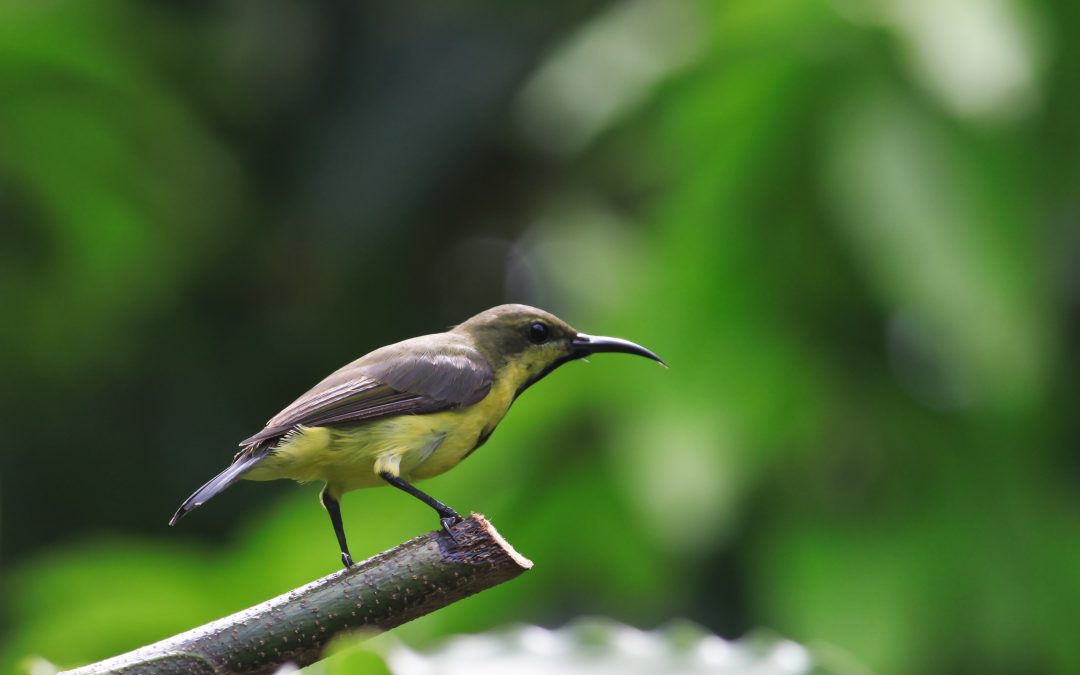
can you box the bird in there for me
[169,304,665,567]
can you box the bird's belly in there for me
[408,411,490,480]
[409,380,517,480]
[244,390,512,491]
[243,425,383,487]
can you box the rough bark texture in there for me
[61,514,532,674]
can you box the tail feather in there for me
[169,453,265,526]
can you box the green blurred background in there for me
[1,0,1078,673]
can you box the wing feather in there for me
[239,337,493,450]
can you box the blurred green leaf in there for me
[0,1,237,376]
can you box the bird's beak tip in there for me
[572,333,666,367]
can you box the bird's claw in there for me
[341,552,355,568]
[440,512,464,544]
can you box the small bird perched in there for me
[170,304,664,567]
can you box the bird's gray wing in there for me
[239,340,494,450]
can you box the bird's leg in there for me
[320,487,354,568]
[378,472,463,541]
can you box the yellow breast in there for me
[244,361,527,494]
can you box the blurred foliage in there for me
[2,0,1079,674]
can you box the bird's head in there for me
[454,304,665,393]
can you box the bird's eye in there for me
[527,321,550,345]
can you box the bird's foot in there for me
[439,510,464,544]
[341,551,355,568]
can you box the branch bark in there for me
[61,514,532,675]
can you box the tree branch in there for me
[61,514,532,674]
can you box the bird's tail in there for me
[169,453,265,526]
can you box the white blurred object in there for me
[23,657,59,675]
[384,619,823,675]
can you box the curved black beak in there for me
[571,333,667,367]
